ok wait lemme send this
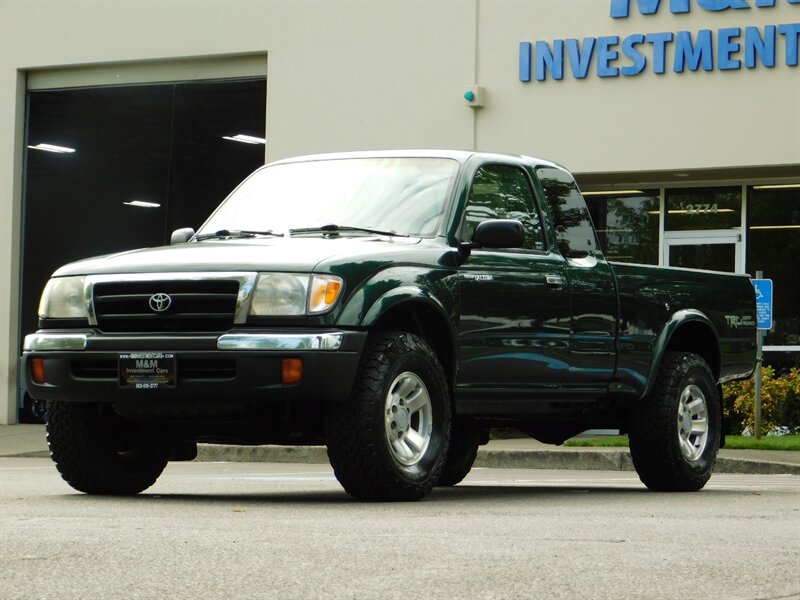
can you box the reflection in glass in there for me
[463,164,544,250]
[748,185,800,348]
[200,158,457,237]
[585,191,659,264]
[665,187,741,231]
[536,166,599,258]
[668,243,736,273]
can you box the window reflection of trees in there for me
[536,168,597,258]
[587,194,659,264]
[665,188,741,231]
[464,165,544,250]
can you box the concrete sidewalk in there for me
[2,424,799,475]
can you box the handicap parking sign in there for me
[752,279,773,331]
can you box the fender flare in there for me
[642,308,721,399]
[362,285,451,328]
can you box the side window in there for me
[536,166,599,258]
[463,164,545,251]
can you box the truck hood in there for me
[51,236,429,277]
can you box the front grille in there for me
[93,280,239,333]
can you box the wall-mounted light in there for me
[222,134,266,145]
[123,200,161,208]
[28,143,76,154]
[463,86,485,108]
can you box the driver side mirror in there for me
[170,227,195,245]
[472,219,525,249]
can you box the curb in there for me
[6,441,800,476]
[193,444,800,475]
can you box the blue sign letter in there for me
[674,29,714,71]
[696,0,750,10]
[611,0,690,18]
[647,31,675,73]
[745,26,776,67]
[597,36,621,76]
[566,38,597,79]
[778,23,800,66]
[520,42,532,81]
[718,27,742,69]
[535,40,564,81]
[622,34,648,75]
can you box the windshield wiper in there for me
[289,224,409,238]
[195,229,283,241]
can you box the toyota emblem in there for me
[148,293,172,313]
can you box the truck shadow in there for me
[55,483,742,506]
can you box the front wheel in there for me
[325,331,451,501]
[437,420,487,486]
[46,400,170,495]
[629,352,721,492]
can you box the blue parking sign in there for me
[752,279,773,331]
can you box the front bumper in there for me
[23,329,367,405]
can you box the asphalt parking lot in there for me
[2,457,798,600]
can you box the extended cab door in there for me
[455,162,571,396]
[534,165,618,384]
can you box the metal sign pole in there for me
[754,332,763,439]
[753,270,763,440]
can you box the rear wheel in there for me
[325,331,451,501]
[46,400,170,495]
[629,352,720,492]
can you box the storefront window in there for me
[584,190,659,264]
[666,187,741,231]
[748,185,800,349]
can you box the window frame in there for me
[457,161,550,255]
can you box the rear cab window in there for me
[535,166,602,259]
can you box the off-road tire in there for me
[437,421,486,486]
[46,400,170,495]
[629,352,721,492]
[325,331,451,501]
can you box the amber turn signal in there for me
[281,358,303,385]
[31,358,46,384]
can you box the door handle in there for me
[546,275,566,289]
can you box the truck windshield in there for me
[197,157,459,238]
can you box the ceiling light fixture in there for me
[582,190,644,196]
[749,225,800,230]
[222,134,266,145]
[646,209,736,215]
[123,200,161,208]
[28,143,76,154]
[752,184,800,190]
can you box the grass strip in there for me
[564,434,800,451]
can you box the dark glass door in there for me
[21,78,267,346]
[668,242,737,272]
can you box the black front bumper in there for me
[23,329,367,405]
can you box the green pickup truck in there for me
[24,150,757,501]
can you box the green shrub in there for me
[722,367,800,434]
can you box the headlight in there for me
[251,274,309,316]
[38,276,87,319]
[250,273,344,316]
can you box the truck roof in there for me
[267,149,563,170]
